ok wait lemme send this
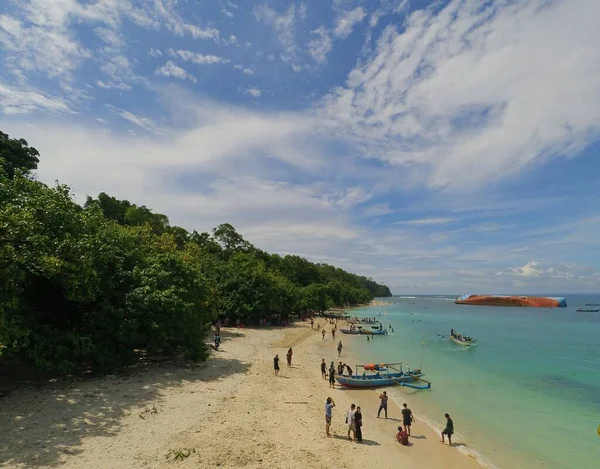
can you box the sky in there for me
[1,0,599,294]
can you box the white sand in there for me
[0,322,484,469]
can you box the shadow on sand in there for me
[0,353,249,468]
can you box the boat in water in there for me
[576,308,600,312]
[455,294,567,307]
[335,362,431,389]
[450,329,477,346]
[340,327,387,335]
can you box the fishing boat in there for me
[584,303,600,306]
[576,308,600,312]
[335,362,431,389]
[340,326,387,335]
[449,330,477,347]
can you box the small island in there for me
[455,294,567,307]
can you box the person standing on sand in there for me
[441,413,454,445]
[286,348,293,367]
[337,341,343,357]
[325,397,335,437]
[346,404,356,441]
[355,406,363,443]
[402,403,415,435]
[321,359,327,378]
[377,391,388,418]
[322,329,326,340]
[311,318,314,329]
[274,354,280,375]
[328,363,336,388]
[331,328,336,339]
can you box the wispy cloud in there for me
[118,110,165,134]
[245,87,262,98]
[394,218,457,226]
[334,7,366,38]
[168,49,230,65]
[155,61,197,83]
[0,83,71,115]
[308,26,333,64]
[254,3,302,66]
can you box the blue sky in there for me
[1,0,599,294]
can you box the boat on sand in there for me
[335,362,431,389]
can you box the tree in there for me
[0,131,40,179]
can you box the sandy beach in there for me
[0,321,483,469]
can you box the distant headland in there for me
[455,294,567,307]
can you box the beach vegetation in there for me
[0,129,391,374]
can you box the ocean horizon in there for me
[346,294,600,469]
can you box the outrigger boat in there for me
[577,308,600,312]
[335,362,431,389]
[450,329,477,347]
[340,326,388,335]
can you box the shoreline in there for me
[1,320,484,469]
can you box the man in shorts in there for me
[273,354,280,376]
[441,413,454,445]
[377,391,388,418]
[401,403,415,435]
[325,397,335,437]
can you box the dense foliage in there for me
[0,130,391,374]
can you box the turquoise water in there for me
[348,295,600,469]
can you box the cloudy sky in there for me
[1,0,599,294]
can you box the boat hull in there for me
[336,372,424,388]
[451,337,476,347]
[455,294,566,307]
[340,329,387,335]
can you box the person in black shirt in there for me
[328,363,336,388]
[355,406,363,443]
[401,403,415,435]
[441,413,454,445]
[321,359,327,379]
[273,355,280,375]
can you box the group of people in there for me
[273,347,294,375]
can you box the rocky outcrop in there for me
[455,294,567,307]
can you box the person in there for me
[441,413,454,445]
[346,404,356,441]
[396,425,409,446]
[322,329,326,340]
[325,397,336,437]
[331,328,335,339]
[337,341,343,357]
[328,363,336,388]
[377,391,388,418]
[286,348,293,367]
[355,406,363,443]
[310,318,314,329]
[214,333,220,351]
[321,359,327,379]
[273,354,280,376]
[366,335,370,342]
[345,364,353,376]
[402,403,415,435]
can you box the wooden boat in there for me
[450,332,477,347]
[577,308,600,312]
[335,363,431,389]
[585,303,600,306]
[340,327,387,335]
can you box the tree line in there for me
[0,130,391,374]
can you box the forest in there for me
[0,130,391,374]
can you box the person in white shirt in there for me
[346,404,356,441]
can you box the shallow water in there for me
[347,295,600,469]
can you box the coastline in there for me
[1,320,483,469]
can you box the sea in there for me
[347,294,600,469]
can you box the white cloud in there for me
[233,65,254,75]
[254,3,302,65]
[222,9,234,18]
[0,83,71,115]
[320,0,600,191]
[334,7,366,38]
[97,80,132,91]
[117,110,165,134]
[155,61,197,83]
[363,203,394,217]
[308,26,333,64]
[394,218,456,226]
[245,87,262,98]
[510,261,542,277]
[148,48,163,57]
[168,49,230,65]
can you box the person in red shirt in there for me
[396,425,409,446]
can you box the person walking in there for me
[328,362,336,388]
[322,329,326,340]
[332,328,336,339]
[346,404,356,441]
[355,406,363,443]
[377,391,388,418]
[321,359,327,379]
[441,413,454,445]
[273,354,280,376]
[337,340,343,357]
[310,318,314,329]
[325,397,335,437]
[286,348,293,367]
[402,403,415,435]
